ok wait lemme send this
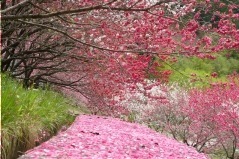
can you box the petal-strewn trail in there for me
[19,115,208,159]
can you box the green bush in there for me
[1,74,84,159]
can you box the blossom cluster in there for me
[121,77,239,158]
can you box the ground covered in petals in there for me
[19,115,208,159]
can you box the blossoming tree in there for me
[1,0,239,115]
[2,0,239,158]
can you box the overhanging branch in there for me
[1,0,32,14]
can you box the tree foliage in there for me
[1,0,239,111]
[1,1,239,158]
[122,76,239,158]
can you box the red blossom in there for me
[211,72,218,78]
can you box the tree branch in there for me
[1,0,117,20]
[1,0,32,14]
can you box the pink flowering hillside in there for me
[19,115,208,159]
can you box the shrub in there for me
[1,74,81,159]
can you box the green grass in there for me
[161,53,239,87]
[1,74,87,159]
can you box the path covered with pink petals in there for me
[20,115,208,159]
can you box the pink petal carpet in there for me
[19,115,208,159]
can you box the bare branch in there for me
[1,0,117,20]
[1,0,32,14]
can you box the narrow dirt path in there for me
[19,115,208,159]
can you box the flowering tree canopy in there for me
[2,1,239,158]
[121,75,239,158]
[1,0,239,112]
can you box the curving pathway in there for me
[19,115,209,159]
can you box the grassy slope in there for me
[163,54,239,87]
[1,74,87,159]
